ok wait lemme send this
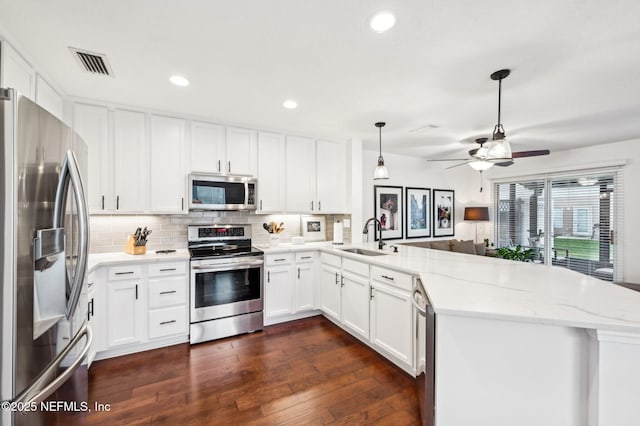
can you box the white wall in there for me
[477,138,640,283]
[361,150,486,243]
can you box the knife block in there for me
[125,235,146,255]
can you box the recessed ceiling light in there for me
[169,75,189,87]
[370,11,396,33]
[283,100,298,109]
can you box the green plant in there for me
[496,245,535,262]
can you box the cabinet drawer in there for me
[148,306,188,339]
[370,266,413,291]
[148,277,187,308]
[342,258,369,278]
[148,261,187,277]
[265,253,294,266]
[107,265,142,281]
[295,252,315,263]
[320,252,341,268]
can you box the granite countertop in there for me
[87,249,190,273]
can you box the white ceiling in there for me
[1,0,639,160]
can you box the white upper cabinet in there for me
[1,42,35,100]
[35,75,63,120]
[74,103,111,213]
[150,115,187,213]
[114,109,147,213]
[316,140,347,213]
[257,132,285,212]
[285,136,316,213]
[225,127,257,176]
[190,121,225,174]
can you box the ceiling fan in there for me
[430,69,550,170]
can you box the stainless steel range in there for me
[188,224,264,344]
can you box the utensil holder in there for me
[269,234,281,247]
[125,235,146,255]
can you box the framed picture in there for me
[433,189,455,237]
[373,185,403,240]
[301,215,326,241]
[405,187,431,238]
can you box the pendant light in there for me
[373,122,389,180]
[486,69,513,161]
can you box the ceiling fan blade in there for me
[445,161,470,169]
[427,158,469,162]
[511,149,550,158]
[494,160,514,167]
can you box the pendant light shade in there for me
[373,122,389,180]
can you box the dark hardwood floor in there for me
[88,316,420,425]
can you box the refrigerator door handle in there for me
[53,150,90,319]
[10,323,93,406]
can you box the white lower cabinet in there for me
[106,279,145,347]
[92,260,189,362]
[319,253,416,374]
[370,280,413,371]
[340,272,370,341]
[264,252,318,325]
[265,262,294,321]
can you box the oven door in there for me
[190,258,263,322]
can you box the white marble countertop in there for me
[262,241,640,333]
[88,241,640,333]
[88,249,190,273]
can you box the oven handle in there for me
[191,260,264,272]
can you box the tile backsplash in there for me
[89,212,352,253]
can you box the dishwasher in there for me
[412,279,435,426]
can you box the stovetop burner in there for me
[188,224,262,260]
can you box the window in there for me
[494,168,623,282]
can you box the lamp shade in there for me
[464,206,489,221]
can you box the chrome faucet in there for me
[363,217,386,250]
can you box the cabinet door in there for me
[257,132,285,212]
[35,75,63,120]
[370,281,413,369]
[294,262,315,312]
[74,104,111,212]
[150,115,187,213]
[114,109,147,213]
[264,266,293,320]
[225,127,257,176]
[341,273,370,340]
[285,136,316,212]
[316,140,346,213]
[107,281,144,347]
[190,121,225,174]
[1,42,35,99]
[319,264,341,321]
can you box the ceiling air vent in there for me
[69,47,114,77]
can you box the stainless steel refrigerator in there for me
[1,88,92,425]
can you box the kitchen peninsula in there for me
[260,242,640,426]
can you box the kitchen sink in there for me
[340,248,387,256]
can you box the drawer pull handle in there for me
[160,320,176,325]
[381,275,395,281]
[274,258,287,262]
[160,268,177,272]
[159,290,177,295]
[300,256,312,260]
[115,271,134,275]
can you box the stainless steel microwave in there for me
[188,174,257,211]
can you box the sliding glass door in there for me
[495,169,622,281]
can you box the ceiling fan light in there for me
[476,145,489,159]
[468,160,494,171]
[487,139,512,160]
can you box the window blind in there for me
[494,167,624,282]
